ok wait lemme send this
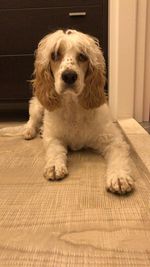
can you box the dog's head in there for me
[33,29,106,111]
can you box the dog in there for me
[0,29,134,194]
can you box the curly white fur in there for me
[0,29,134,194]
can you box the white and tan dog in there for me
[0,29,134,194]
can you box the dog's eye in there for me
[51,51,61,61]
[78,53,88,62]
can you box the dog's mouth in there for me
[60,84,80,95]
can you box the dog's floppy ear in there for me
[32,35,61,111]
[78,41,106,109]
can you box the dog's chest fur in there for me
[44,94,98,150]
[62,95,88,126]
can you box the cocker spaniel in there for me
[0,29,134,194]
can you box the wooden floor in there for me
[0,122,150,266]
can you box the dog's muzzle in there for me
[61,70,78,85]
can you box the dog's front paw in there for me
[106,175,134,195]
[43,164,68,181]
[23,127,37,140]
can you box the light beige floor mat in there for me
[0,135,150,266]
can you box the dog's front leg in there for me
[23,97,44,140]
[43,139,68,181]
[95,127,134,194]
[103,138,134,194]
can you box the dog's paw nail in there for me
[23,128,36,140]
[43,165,68,181]
[106,175,134,195]
[43,166,55,180]
[55,165,68,179]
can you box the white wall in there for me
[143,0,150,121]
[109,0,150,122]
[134,0,150,122]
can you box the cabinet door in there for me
[0,56,33,100]
[0,0,100,8]
[0,6,104,55]
[0,1,108,102]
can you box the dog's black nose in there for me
[62,70,77,85]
